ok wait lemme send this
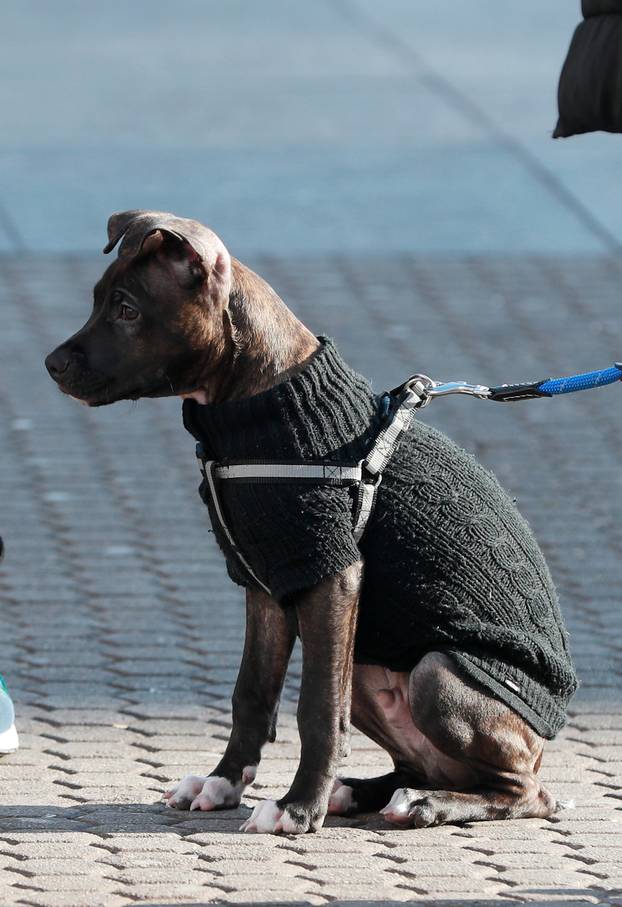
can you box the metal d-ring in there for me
[404,373,435,408]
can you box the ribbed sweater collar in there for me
[182,337,380,462]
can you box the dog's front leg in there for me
[164,587,296,811]
[241,561,361,834]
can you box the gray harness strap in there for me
[196,378,427,594]
[214,463,364,484]
[202,461,272,595]
[352,379,425,540]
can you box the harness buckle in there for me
[402,374,435,408]
[360,463,383,487]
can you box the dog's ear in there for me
[103,210,231,298]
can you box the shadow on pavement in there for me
[0,802,375,835]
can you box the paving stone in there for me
[13,878,116,895]
[9,859,101,878]
[502,896,601,905]
[18,897,128,907]
[0,869,27,887]
[566,846,622,864]
[497,868,604,886]
[403,879,503,895]
[111,866,221,886]
[217,894,327,905]
[564,835,622,849]
[108,881,229,899]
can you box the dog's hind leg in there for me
[381,781,555,827]
[329,664,435,816]
[328,770,418,815]
[380,651,557,827]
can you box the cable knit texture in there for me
[183,338,577,739]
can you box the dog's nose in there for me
[45,348,71,380]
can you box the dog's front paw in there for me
[240,799,322,835]
[240,799,283,833]
[163,774,206,809]
[164,773,245,811]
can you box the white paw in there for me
[240,799,283,833]
[327,779,355,815]
[190,776,243,811]
[163,774,207,808]
[379,787,413,824]
[242,764,257,785]
[164,770,254,811]
[240,800,310,835]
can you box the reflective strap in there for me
[203,460,272,596]
[352,478,380,542]
[364,384,424,476]
[353,382,425,541]
[215,463,363,483]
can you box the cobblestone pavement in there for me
[0,252,621,906]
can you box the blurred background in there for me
[2,0,621,255]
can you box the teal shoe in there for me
[0,676,18,754]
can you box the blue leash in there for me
[525,364,622,398]
[398,362,622,405]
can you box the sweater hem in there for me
[270,554,364,604]
[447,651,567,740]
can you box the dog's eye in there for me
[118,303,139,322]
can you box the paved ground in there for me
[0,251,620,905]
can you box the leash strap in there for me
[414,362,622,403]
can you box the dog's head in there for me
[45,211,232,406]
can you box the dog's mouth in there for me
[51,370,136,407]
[46,347,181,406]
[55,374,176,407]
[56,381,115,407]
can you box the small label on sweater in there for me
[504,678,521,693]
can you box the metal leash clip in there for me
[403,374,491,407]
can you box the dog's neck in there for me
[182,259,319,405]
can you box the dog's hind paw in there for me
[164,773,243,811]
[380,787,413,824]
[327,779,356,815]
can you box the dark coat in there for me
[555,0,622,137]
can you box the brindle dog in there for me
[46,211,558,835]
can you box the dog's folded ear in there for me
[103,210,231,296]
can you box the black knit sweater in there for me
[183,338,577,739]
